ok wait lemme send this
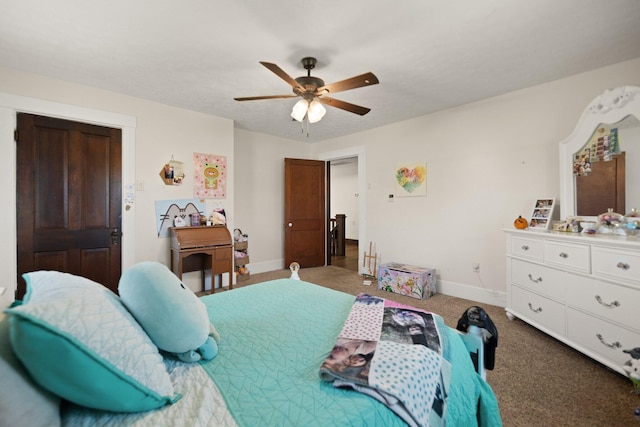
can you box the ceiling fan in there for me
[234,57,379,123]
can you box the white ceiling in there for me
[1,0,640,143]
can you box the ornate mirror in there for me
[559,86,640,221]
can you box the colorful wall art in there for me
[193,152,227,199]
[155,198,205,237]
[395,163,427,197]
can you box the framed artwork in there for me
[529,198,556,230]
[159,158,185,186]
[193,153,227,199]
[395,163,427,197]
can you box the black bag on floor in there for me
[456,306,498,370]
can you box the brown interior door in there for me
[576,153,625,216]
[284,158,326,268]
[16,113,122,298]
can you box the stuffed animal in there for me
[174,323,219,363]
[118,261,219,362]
[623,348,640,381]
[622,348,640,422]
[623,358,640,382]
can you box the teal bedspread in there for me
[200,279,501,427]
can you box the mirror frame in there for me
[559,86,640,220]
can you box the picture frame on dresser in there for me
[528,198,555,230]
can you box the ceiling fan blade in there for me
[316,72,379,95]
[318,96,371,116]
[234,94,298,101]
[259,61,305,92]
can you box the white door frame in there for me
[0,92,136,306]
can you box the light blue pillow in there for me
[118,262,213,355]
[0,313,61,427]
[5,271,180,412]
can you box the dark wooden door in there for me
[16,113,122,298]
[576,153,625,216]
[284,158,326,268]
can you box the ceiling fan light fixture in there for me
[307,99,326,123]
[237,57,379,133]
[291,99,309,122]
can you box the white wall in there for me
[0,67,234,305]
[621,126,640,210]
[309,57,640,306]
[233,129,312,273]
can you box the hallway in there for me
[330,240,359,272]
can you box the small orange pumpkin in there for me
[514,216,528,230]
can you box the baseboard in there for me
[235,259,507,307]
[245,259,285,274]
[345,238,358,246]
[437,279,507,308]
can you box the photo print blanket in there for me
[319,293,450,427]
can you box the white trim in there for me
[0,92,136,306]
[245,259,285,275]
[437,279,507,308]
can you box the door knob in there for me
[288,223,293,227]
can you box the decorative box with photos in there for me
[529,198,556,230]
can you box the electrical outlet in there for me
[473,263,480,273]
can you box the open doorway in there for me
[328,156,360,272]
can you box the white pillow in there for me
[6,271,180,412]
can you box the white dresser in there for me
[505,229,640,376]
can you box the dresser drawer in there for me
[592,246,640,285]
[544,240,590,273]
[566,275,640,330]
[567,308,640,367]
[511,259,565,301]
[511,236,543,262]
[510,285,565,335]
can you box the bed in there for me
[1,270,501,427]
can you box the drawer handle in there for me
[527,274,543,283]
[594,295,620,308]
[559,252,569,259]
[521,245,529,251]
[596,333,621,349]
[616,262,630,271]
[527,303,543,313]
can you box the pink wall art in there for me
[193,152,227,199]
